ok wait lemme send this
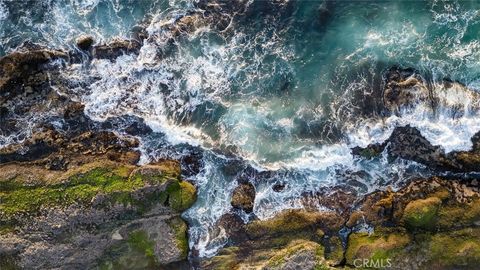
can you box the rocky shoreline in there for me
[0,41,198,269]
[1,2,480,269]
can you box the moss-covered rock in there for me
[264,240,327,270]
[202,240,334,270]
[324,236,344,266]
[401,197,441,231]
[98,215,191,268]
[167,181,197,212]
[0,161,196,221]
[427,228,480,268]
[98,230,157,270]
[201,247,240,270]
[345,228,410,266]
[0,160,196,269]
[436,197,480,230]
[166,216,189,259]
[246,210,343,239]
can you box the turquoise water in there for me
[2,0,480,258]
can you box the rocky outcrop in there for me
[0,45,197,269]
[352,125,480,173]
[204,209,344,269]
[382,66,480,116]
[344,176,480,269]
[231,182,256,213]
[383,67,431,113]
[205,176,480,270]
[0,160,196,269]
[92,39,142,60]
[0,48,68,94]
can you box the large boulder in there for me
[92,39,141,60]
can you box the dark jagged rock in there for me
[231,182,256,213]
[272,183,285,192]
[92,39,142,60]
[352,125,480,173]
[179,145,204,178]
[102,115,153,136]
[383,67,431,113]
[75,35,94,51]
[378,125,447,167]
[0,48,68,99]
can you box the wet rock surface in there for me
[92,39,142,60]
[231,182,256,213]
[1,10,480,270]
[0,46,196,269]
[75,35,94,51]
[205,176,480,270]
[352,124,480,173]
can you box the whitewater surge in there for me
[2,0,480,258]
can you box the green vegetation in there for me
[98,230,157,270]
[402,197,441,230]
[167,181,197,212]
[127,230,156,260]
[265,240,325,268]
[345,228,410,265]
[166,216,189,258]
[428,228,480,267]
[0,167,140,217]
[325,236,344,265]
[436,198,480,229]
[0,164,196,220]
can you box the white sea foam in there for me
[0,2,8,21]
[5,0,480,259]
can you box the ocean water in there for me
[2,0,480,258]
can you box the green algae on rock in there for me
[0,160,197,269]
[0,161,195,220]
[345,228,411,266]
[401,197,441,231]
